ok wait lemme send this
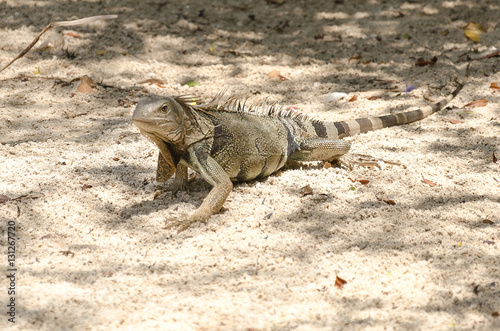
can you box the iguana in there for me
[133,72,466,231]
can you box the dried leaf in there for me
[267,70,289,81]
[113,157,120,161]
[376,195,396,205]
[348,177,369,185]
[493,152,497,164]
[464,99,487,108]
[348,95,358,102]
[324,162,331,169]
[464,22,486,43]
[482,219,494,225]
[443,118,464,124]
[483,240,496,245]
[491,83,500,91]
[82,184,93,190]
[0,194,12,203]
[299,184,313,196]
[492,311,499,318]
[367,96,379,101]
[334,275,347,289]
[415,56,438,66]
[138,78,165,85]
[64,31,82,38]
[77,75,94,93]
[422,175,436,187]
[267,70,281,79]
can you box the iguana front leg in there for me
[154,151,189,199]
[165,154,233,232]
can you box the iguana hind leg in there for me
[289,138,351,162]
[165,155,233,232]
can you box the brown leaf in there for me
[465,99,487,108]
[376,195,396,205]
[348,95,358,102]
[299,184,313,196]
[422,174,436,187]
[443,118,464,124]
[64,31,82,38]
[267,70,280,79]
[112,157,120,161]
[0,194,12,203]
[348,177,369,185]
[334,275,347,289]
[482,219,494,225]
[491,83,500,91]
[82,184,93,190]
[415,56,438,66]
[367,96,379,101]
[494,152,497,164]
[324,162,331,169]
[77,75,95,93]
[267,70,289,81]
[492,311,499,318]
[138,78,165,85]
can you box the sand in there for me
[0,0,499,330]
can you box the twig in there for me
[457,50,500,63]
[0,15,117,74]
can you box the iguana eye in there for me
[160,104,170,112]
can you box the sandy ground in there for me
[1,0,499,330]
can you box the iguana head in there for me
[133,97,187,145]
[133,95,213,152]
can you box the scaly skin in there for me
[132,71,466,231]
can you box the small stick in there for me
[0,14,117,74]
[458,50,500,63]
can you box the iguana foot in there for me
[154,185,169,200]
[164,212,209,233]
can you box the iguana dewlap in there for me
[133,79,464,231]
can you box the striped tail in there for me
[297,66,468,140]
